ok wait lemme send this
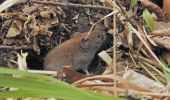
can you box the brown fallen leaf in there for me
[6,20,23,38]
[123,70,166,92]
[63,66,89,83]
[153,22,170,31]
[152,36,170,50]
[22,4,40,14]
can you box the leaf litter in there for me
[0,0,170,99]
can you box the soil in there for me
[0,0,113,74]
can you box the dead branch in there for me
[31,0,112,10]
[0,45,32,50]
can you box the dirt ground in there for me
[0,0,115,75]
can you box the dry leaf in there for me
[98,51,112,65]
[123,70,167,92]
[152,36,170,50]
[24,15,36,29]
[6,20,22,38]
[153,22,170,31]
[22,4,40,14]
[63,66,88,83]
[17,51,28,71]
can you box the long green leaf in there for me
[0,66,57,82]
[0,68,122,100]
[143,9,154,31]
[159,58,170,84]
[130,0,137,9]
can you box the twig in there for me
[113,0,117,96]
[128,22,170,73]
[0,45,32,50]
[76,83,114,87]
[31,0,112,10]
[28,70,58,75]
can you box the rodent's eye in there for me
[97,35,101,38]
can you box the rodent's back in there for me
[44,38,82,70]
[44,24,106,73]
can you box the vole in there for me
[43,24,106,74]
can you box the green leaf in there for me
[159,58,170,84]
[142,9,154,31]
[130,0,137,9]
[0,67,123,100]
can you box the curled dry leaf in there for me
[148,21,170,50]
[98,51,112,65]
[152,36,170,51]
[6,20,23,38]
[153,22,170,31]
[63,66,88,83]
[24,15,36,29]
[22,4,40,14]
[24,15,37,36]
[24,15,52,36]
[123,70,167,93]
[38,5,60,28]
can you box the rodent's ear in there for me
[80,37,89,48]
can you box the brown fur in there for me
[43,24,106,74]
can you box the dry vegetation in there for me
[0,0,170,99]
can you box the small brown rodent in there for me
[43,24,106,74]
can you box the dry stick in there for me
[77,83,114,87]
[113,0,117,96]
[139,62,161,83]
[86,11,117,39]
[128,23,170,73]
[73,74,151,92]
[31,0,112,10]
[28,70,58,75]
[111,87,170,97]
[0,45,32,50]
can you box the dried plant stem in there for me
[0,45,32,50]
[86,11,117,38]
[113,0,117,96]
[142,62,165,78]
[28,70,58,75]
[31,0,112,10]
[139,63,161,83]
[128,23,170,73]
[111,87,170,97]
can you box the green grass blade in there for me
[143,9,154,31]
[130,0,137,9]
[0,68,122,100]
[0,67,57,82]
[159,58,170,84]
